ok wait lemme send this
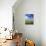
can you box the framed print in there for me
[25,14,34,25]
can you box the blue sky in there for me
[25,14,33,19]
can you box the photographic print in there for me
[25,14,34,25]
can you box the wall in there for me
[13,0,41,46]
[41,0,46,46]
